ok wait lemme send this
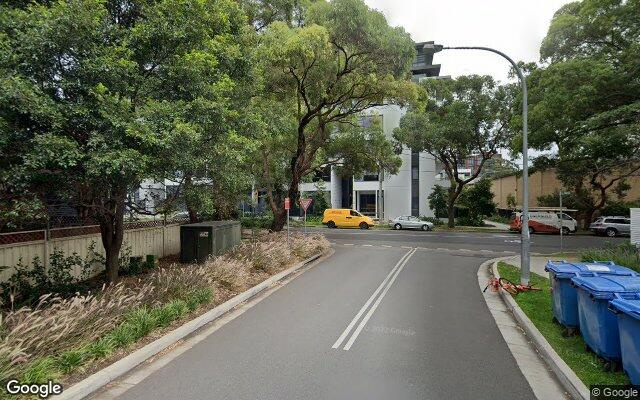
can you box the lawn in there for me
[497,262,630,387]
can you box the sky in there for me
[363,0,573,163]
[364,0,574,83]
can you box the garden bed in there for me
[0,232,330,396]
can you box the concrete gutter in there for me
[58,250,332,400]
[490,259,590,400]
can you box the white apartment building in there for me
[299,105,438,219]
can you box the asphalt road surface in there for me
[105,230,621,400]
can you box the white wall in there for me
[0,224,182,283]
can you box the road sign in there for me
[284,197,290,210]
[300,198,313,212]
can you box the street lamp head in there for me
[422,43,443,53]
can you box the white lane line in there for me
[342,248,417,351]
[331,249,414,350]
[362,244,373,247]
[382,245,392,248]
[344,243,355,246]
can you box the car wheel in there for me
[606,228,617,237]
[421,224,429,231]
[394,223,402,230]
[359,222,369,230]
[528,226,534,235]
[561,227,570,235]
[327,221,336,229]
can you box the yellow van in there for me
[322,209,375,229]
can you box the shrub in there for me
[581,242,640,273]
[420,216,443,226]
[0,242,104,309]
[457,215,485,227]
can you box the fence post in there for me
[43,222,50,271]
[162,216,166,257]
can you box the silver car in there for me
[589,216,630,237]
[389,216,433,231]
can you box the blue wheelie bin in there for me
[571,275,640,369]
[545,261,634,333]
[609,294,640,384]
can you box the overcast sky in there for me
[364,0,574,83]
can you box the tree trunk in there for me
[446,184,462,228]
[583,208,596,230]
[271,206,287,231]
[447,203,455,228]
[270,179,301,232]
[99,188,126,284]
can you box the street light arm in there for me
[436,45,531,285]
[442,46,524,82]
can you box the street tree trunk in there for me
[446,184,463,228]
[98,187,126,283]
[447,203,455,228]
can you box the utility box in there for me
[180,221,241,263]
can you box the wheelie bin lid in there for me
[571,275,640,300]
[610,295,640,322]
[545,260,634,279]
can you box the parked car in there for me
[510,210,577,235]
[322,209,375,229]
[389,216,433,231]
[589,216,630,237]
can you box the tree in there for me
[252,0,416,231]
[506,193,517,209]
[427,185,447,218]
[311,181,330,216]
[0,0,248,282]
[480,157,519,179]
[459,178,496,221]
[394,75,515,227]
[527,0,640,227]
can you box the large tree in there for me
[252,0,416,230]
[527,0,640,226]
[0,0,248,281]
[394,75,514,227]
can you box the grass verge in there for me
[497,262,630,387]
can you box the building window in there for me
[411,152,420,216]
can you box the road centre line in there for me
[342,248,417,350]
[332,248,415,350]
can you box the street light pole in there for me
[424,44,531,284]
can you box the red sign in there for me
[284,197,290,210]
[300,198,313,212]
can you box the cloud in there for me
[365,0,573,82]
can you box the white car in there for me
[389,216,433,231]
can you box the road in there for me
[100,230,621,400]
